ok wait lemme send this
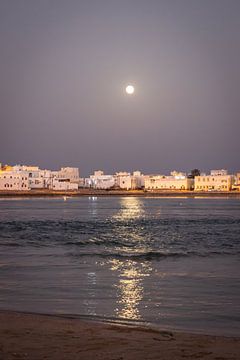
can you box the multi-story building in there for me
[12,165,80,190]
[170,170,187,178]
[131,171,145,189]
[114,172,132,190]
[51,178,78,191]
[50,167,80,190]
[85,170,144,190]
[12,165,52,189]
[56,167,80,183]
[29,169,52,189]
[85,171,115,189]
[210,169,228,176]
[144,174,194,190]
[231,173,240,191]
[0,170,29,190]
[194,171,234,191]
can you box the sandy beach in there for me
[0,311,239,360]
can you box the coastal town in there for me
[0,163,239,192]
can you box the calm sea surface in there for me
[0,197,239,335]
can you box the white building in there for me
[0,164,81,191]
[86,171,115,189]
[131,171,145,189]
[0,170,29,190]
[18,165,80,190]
[27,169,52,189]
[50,167,80,189]
[56,167,80,183]
[13,165,53,189]
[210,169,228,176]
[30,169,52,189]
[114,172,132,190]
[51,178,78,191]
[170,170,187,178]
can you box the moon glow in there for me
[126,85,135,95]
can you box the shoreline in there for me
[0,189,240,198]
[0,310,239,360]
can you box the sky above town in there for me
[0,0,239,176]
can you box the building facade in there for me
[194,173,234,191]
[85,171,115,189]
[0,170,29,190]
[114,172,132,190]
[51,178,78,191]
[131,171,145,189]
[56,167,80,183]
[144,175,194,190]
[232,173,240,191]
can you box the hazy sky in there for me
[1,0,239,176]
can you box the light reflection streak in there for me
[84,271,97,316]
[88,197,98,216]
[111,197,149,254]
[109,197,152,320]
[112,197,145,221]
[109,259,152,320]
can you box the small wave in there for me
[0,242,22,247]
[68,249,240,261]
[0,218,239,256]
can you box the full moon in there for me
[125,85,135,95]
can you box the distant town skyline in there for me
[0,161,238,179]
[1,1,239,176]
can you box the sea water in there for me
[0,196,239,335]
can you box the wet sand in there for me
[0,311,239,360]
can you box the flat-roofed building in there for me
[50,178,78,191]
[210,169,228,176]
[15,165,40,172]
[114,172,132,190]
[144,175,194,190]
[194,173,234,191]
[232,173,240,191]
[86,171,115,189]
[28,169,52,189]
[13,165,53,189]
[57,167,80,183]
[0,170,29,190]
[170,171,187,178]
[131,171,145,189]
